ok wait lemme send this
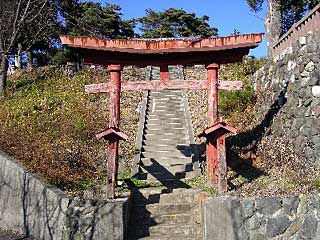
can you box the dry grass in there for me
[0,66,142,190]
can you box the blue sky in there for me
[94,0,268,57]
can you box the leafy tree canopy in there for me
[64,2,135,38]
[138,8,218,38]
[246,0,320,33]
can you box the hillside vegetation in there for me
[0,66,143,190]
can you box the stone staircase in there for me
[129,66,203,239]
[135,66,200,183]
[127,187,204,240]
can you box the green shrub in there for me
[219,57,266,117]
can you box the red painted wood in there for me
[204,122,237,136]
[108,65,122,128]
[160,65,169,82]
[207,64,220,125]
[106,64,122,199]
[201,121,237,191]
[60,33,264,53]
[217,136,227,192]
[79,47,252,66]
[206,63,220,186]
[96,127,128,141]
[85,80,242,93]
[206,138,218,185]
[107,136,118,199]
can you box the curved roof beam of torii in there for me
[60,33,264,66]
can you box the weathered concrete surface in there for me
[203,196,241,240]
[0,150,69,239]
[203,193,320,240]
[65,197,131,240]
[0,150,130,240]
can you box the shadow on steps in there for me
[127,159,203,239]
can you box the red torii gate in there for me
[60,33,264,198]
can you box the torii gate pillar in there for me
[96,64,128,199]
[206,63,220,185]
[204,63,237,192]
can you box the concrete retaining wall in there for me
[203,193,320,240]
[0,150,130,240]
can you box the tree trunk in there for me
[0,54,9,96]
[26,50,33,71]
[265,0,282,57]
[15,43,22,69]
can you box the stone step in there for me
[145,115,186,121]
[140,150,191,158]
[132,188,203,205]
[143,133,188,140]
[147,113,184,118]
[143,135,188,142]
[145,123,186,129]
[139,157,192,167]
[141,150,191,160]
[132,202,194,216]
[143,130,187,137]
[149,91,183,95]
[138,163,193,174]
[135,236,202,240]
[132,212,195,226]
[141,145,191,153]
[147,105,185,111]
[145,119,185,124]
[145,118,186,124]
[147,101,183,105]
[144,128,186,133]
[133,224,201,238]
[142,138,189,145]
[148,96,183,101]
[147,98,183,102]
[146,109,185,115]
[149,90,183,94]
[137,171,196,181]
[147,99,184,104]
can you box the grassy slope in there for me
[0,66,142,190]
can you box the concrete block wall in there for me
[0,150,130,240]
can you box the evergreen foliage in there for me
[138,8,218,38]
[246,0,320,33]
[63,2,135,38]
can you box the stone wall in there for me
[271,3,320,57]
[203,193,320,240]
[252,31,320,169]
[0,150,130,240]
